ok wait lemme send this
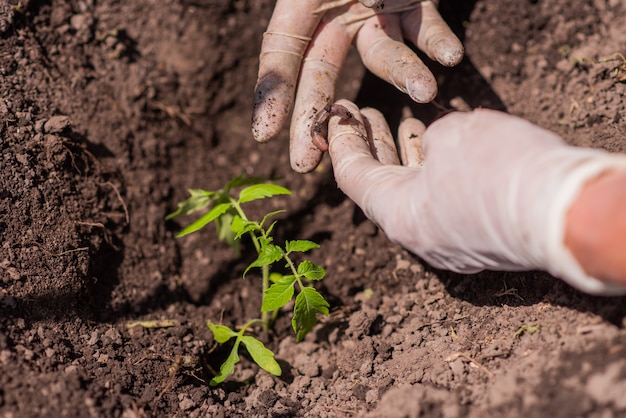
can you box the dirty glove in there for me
[328,100,626,295]
[252,0,463,173]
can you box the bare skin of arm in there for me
[565,169,626,286]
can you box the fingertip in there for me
[289,143,323,173]
[333,99,361,116]
[327,100,371,164]
[290,124,324,173]
[430,37,464,67]
[400,2,464,69]
[406,72,438,103]
[398,117,426,167]
[359,106,384,120]
[360,107,401,165]
[252,73,294,142]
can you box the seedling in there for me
[167,175,329,385]
[514,324,541,337]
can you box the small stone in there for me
[43,115,71,133]
[0,350,13,364]
[178,395,195,411]
[87,331,99,346]
[23,349,34,361]
[104,327,122,345]
[127,325,144,339]
[65,365,78,374]
[35,119,47,133]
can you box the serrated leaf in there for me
[239,184,291,204]
[207,322,237,343]
[297,260,326,280]
[240,336,282,376]
[269,272,286,283]
[177,202,231,237]
[230,215,245,234]
[292,287,330,342]
[209,343,240,386]
[265,220,279,237]
[260,210,286,229]
[262,277,296,312]
[224,175,265,191]
[165,189,214,220]
[244,243,283,277]
[215,211,241,253]
[286,240,320,254]
[258,235,273,247]
[231,216,259,240]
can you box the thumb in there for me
[327,100,383,207]
[328,100,417,224]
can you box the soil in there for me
[2,0,626,417]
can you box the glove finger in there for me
[358,0,384,7]
[289,20,352,172]
[398,116,426,167]
[360,107,401,165]
[400,1,464,67]
[329,100,419,231]
[252,0,324,143]
[356,13,437,103]
[328,100,383,203]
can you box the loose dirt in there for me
[2,1,626,417]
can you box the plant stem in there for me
[239,318,263,335]
[231,198,272,330]
[261,265,270,330]
[284,254,305,291]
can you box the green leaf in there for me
[240,336,282,376]
[297,260,326,280]
[165,189,214,220]
[258,235,273,248]
[207,322,237,343]
[260,210,286,229]
[224,175,265,191]
[292,287,330,342]
[514,324,541,337]
[216,211,240,253]
[239,184,291,204]
[177,202,231,237]
[265,220,278,237]
[244,243,283,277]
[209,343,240,386]
[262,277,296,312]
[269,272,287,283]
[231,216,259,240]
[286,240,320,254]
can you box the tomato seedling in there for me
[167,175,329,385]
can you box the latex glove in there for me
[252,0,463,173]
[328,99,626,295]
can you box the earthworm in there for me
[310,104,354,152]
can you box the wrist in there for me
[565,169,626,286]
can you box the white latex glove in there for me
[252,0,463,173]
[328,100,626,295]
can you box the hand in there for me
[327,100,626,295]
[252,0,463,173]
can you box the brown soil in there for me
[2,0,626,417]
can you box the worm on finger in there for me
[310,104,354,152]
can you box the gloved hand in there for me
[252,0,463,173]
[327,99,626,295]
